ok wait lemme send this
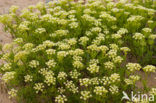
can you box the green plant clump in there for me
[0,0,156,103]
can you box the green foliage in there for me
[0,0,156,103]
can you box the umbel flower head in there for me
[80,91,92,101]
[24,75,33,82]
[94,86,108,96]
[143,65,156,73]
[34,83,44,93]
[55,95,67,103]
[2,72,16,83]
[8,89,17,99]
[87,63,99,73]
[1,63,12,71]
[29,60,39,68]
[133,33,145,40]
[126,63,141,72]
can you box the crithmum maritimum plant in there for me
[0,0,156,103]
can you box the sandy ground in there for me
[0,0,156,103]
[0,0,44,103]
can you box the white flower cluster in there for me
[67,38,77,46]
[18,21,30,32]
[69,22,79,29]
[9,5,19,13]
[14,38,23,44]
[124,79,133,85]
[2,43,13,51]
[79,36,89,46]
[51,30,69,37]
[57,51,68,60]
[46,59,56,68]
[81,14,96,23]
[14,51,29,62]
[92,34,105,45]
[24,74,33,82]
[150,88,156,95]
[89,59,99,64]
[69,49,84,56]
[69,69,80,79]
[107,50,117,59]
[0,14,13,24]
[94,86,108,96]
[80,91,92,101]
[126,63,141,72]
[127,15,144,22]
[100,12,116,22]
[117,28,128,35]
[1,63,12,71]
[43,40,55,47]
[99,45,109,54]
[65,80,78,93]
[102,76,111,85]
[1,53,10,60]
[55,95,67,103]
[32,44,46,52]
[8,89,17,99]
[143,65,156,73]
[13,47,21,54]
[125,75,140,85]
[57,87,65,94]
[149,34,156,40]
[57,72,67,80]
[46,49,56,55]
[59,43,70,50]
[133,33,145,40]
[104,61,114,70]
[109,73,120,83]
[129,75,140,82]
[79,78,91,87]
[110,44,119,51]
[91,77,100,85]
[91,27,102,33]
[142,28,152,33]
[34,83,44,93]
[87,44,99,52]
[120,47,131,53]
[113,56,123,64]
[29,60,39,68]
[23,43,34,50]
[35,28,46,34]
[40,14,53,22]
[38,68,56,86]
[87,63,99,73]
[112,33,122,39]
[73,60,84,69]
[109,85,119,94]
[2,72,15,83]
